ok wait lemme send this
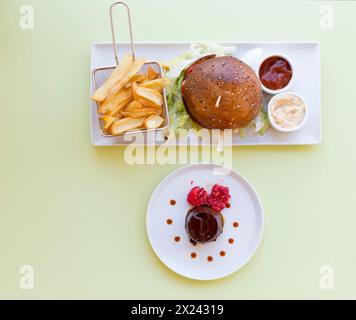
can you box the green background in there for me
[1,0,355,299]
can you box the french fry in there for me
[137,97,163,110]
[124,82,133,90]
[132,82,139,101]
[120,111,146,118]
[108,99,131,116]
[130,74,148,83]
[145,114,164,129]
[99,89,132,115]
[125,100,143,112]
[107,58,145,100]
[92,54,133,102]
[93,55,168,135]
[141,107,162,115]
[110,111,123,120]
[140,78,170,91]
[110,117,146,136]
[121,107,160,118]
[124,74,148,89]
[101,115,115,131]
[136,87,163,107]
[147,67,159,80]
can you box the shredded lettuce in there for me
[239,128,246,138]
[165,43,236,79]
[251,110,270,136]
[166,71,201,132]
[190,43,237,57]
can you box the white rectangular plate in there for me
[90,42,321,146]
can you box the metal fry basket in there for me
[92,2,169,138]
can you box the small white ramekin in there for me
[258,53,294,95]
[267,92,308,133]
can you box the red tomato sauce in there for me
[259,56,292,90]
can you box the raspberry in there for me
[208,184,231,212]
[187,187,209,207]
[207,198,226,212]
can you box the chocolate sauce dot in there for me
[207,256,214,262]
[166,219,173,225]
[191,252,197,259]
[174,236,181,242]
[170,200,176,206]
[220,251,226,257]
[233,222,239,228]
[228,238,235,244]
[226,203,231,208]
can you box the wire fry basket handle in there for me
[110,1,136,65]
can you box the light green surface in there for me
[1,0,356,299]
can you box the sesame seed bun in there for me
[182,56,262,129]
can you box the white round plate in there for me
[146,163,264,281]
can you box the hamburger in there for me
[181,55,262,129]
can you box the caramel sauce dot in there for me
[220,251,226,257]
[170,200,176,206]
[166,219,173,225]
[191,252,197,259]
[207,256,214,262]
[174,236,181,242]
[226,203,231,208]
[233,222,239,228]
[228,238,235,244]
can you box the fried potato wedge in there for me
[131,82,139,101]
[130,74,148,83]
[110,117,146,136]
[137,97,163,110]
[147,67,159,80]
[136,87,163,107]
[140,78,170,91]
[107,58,145,100]
[110,111,123,120]
[121,107,160,119]
[145,115,164,129]
[98,89,132,115]
[108,99,131,116]
[100,115,115,131]
[125,100,143,112]
[120,111,146,118]
[124,82,133,90]
[92,54,133,102]
[124,73,149,89]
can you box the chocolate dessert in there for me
[185,206,224,244]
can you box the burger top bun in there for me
[182,56,262,129]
